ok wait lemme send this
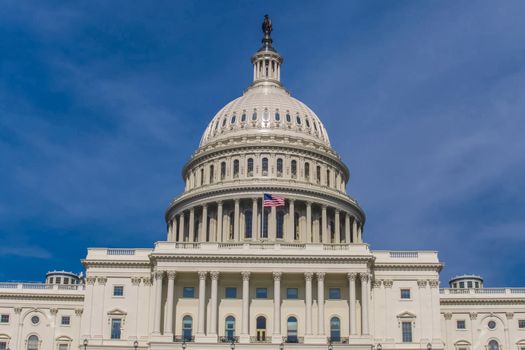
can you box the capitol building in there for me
[1,16,525,350]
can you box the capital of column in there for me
[289,199,295,204]
[167,271,177,280]
[417,280,427,288]
[202,203,208,209]
[321,204,327,210]
[306,201,312,207]
[252,197,258,203]
[429,279,439,288]
[383,280,393,288]
[316,272,326,281]
[210,271,220,280]
[234,198,240,204]
[273,271,282,281]
[304,272,314,281]
[217,201,223,207]
[154,271,164,280]
[335,209,340,214]
[347,272,357,281]
[241,271,251,281]
[198,271,207,280]
[359,272,370,282]
[86,277,96,285]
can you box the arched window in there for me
[221,162,226,180]
[286,113,291,123]
[222,117,227,127]
[27,335,39,350]
[183,315,193,341]
[262,208,269,238]
[252,111,257,121]
[294,212,300,241]
[488,340,499,350]
[326,169,331,187]
[330,317,341,342]
[275,111,280,121]
[277,158,283,177]
[316,166,321,183]
[291,160,297,178]
[262,158,269,176]
[241,113,246,122]
[244,210,252,239]
[304,162,310,180]
[209,165,214,183]
[305,117,310,128]
[200,168,204,185]
[231,115,236,124]
[256,316,267,341]
[313,121,318,131]
[296,115,301,125]
[229,212,235,240]
[233,160,239,178]
[276,210,285,239]
[247,158,254,177]
[287,316,298,343]
[225,316,236,340]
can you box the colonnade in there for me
[151,270,371,342]
[167,199,363,244]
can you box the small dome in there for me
[199,84,331,147]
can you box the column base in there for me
[304,335,327,344]
[194,334,218,343]
[271,334,282,344]
[239,334,251,344]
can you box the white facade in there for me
[1,16,524,350]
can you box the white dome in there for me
[199,83,331,148]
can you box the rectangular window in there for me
[400,289,411,299]
[113,286,124,297]
[467,281,473,288]
[287,288,299,299]
[0,342,6,350]
[111,318,122,339]
[457,320,466,329]
[56,277,61,284]
[183,287,195,298]
[402,321,412,342]
[459,281,465,288]
[64,278,69,285]
[58,344,68,350]
[0,314,8,323]
[256,288,268,299]
[475,282,479,288]
[61,316,71,326]
[225,287,237,299]
[329,288,341,299]
[519,320,525,328]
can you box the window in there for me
[233,160,239,178]
[49,277,54,284]
[183,287,195,298]
[221,162,226,180]
[459,281,465,288]
[296,115,301,124]
[256,288,268,299]
[287,288,298,299]
[183,315,193,341]
[31,315,40,325]
[275,111,280,121]
[56,277,61,284]
[276,158,283,177]
[64,278,69,285]
[262,208,269,238]
[304,162,310,179]
[113,286,124,297]
[27,335,39,350]
[225,287,237,299]
[286,113,291,123]
[330,317,341,342]
[276,211,285,239]
[329,288,341,299]
[209,165,214,183]
[229,212,234,240]
[457,320,466,329]
[225,316,235,340]
[262,158,268,176]
[294,213,300,241]
[488,320,496,329]
[519,319,525,328]
[291,160,297,178]
[241,113,246,122]
[231,115,236,124]
[0,342,7,350]
[222,117,227,127]
[252,111,257,121]
[200,168,204,185]
[488,340,499,350]
[475,281,479,288]
[305,118,310,128]
[402,321,412,342]
[400,289,411,299]
[316,166,321,183]
[0,314,8,323]
[61,316,71,326]
[256,316,267,341]
[111,318,122,339]
[58,345,68,350]
[244,210,253,239]
[287,316,298,343]
[326,169,331,186]
[247,158,254,177]
[467,281,473,288]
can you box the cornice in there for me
[0,293,84,302]
[81,259,152,269]
[373,263,443,272]
[440,298,525,305]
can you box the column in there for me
[352,218,357,244]
[234,199,240,241]
[305,272,313,335]
[252,198,258,239]
[357,224,363,243]
[210,272,219,337]
[270,206,276,240]
[345,214,351,244]
[171,218,177,242]
[347,273,357,335]
[178,212,185,242]
[317,272,326,336]
[306,202,312,243]
[197,271,207,335]
[165,271,176,335]
[273,272,282,339]
[241,271,251,341]
[321,205,328,243]
[189,208,195,242]
[288,199,295,241]
[153,271,163,334]
[217,202,223,242]
[334,210,340,243]
[200,204,208,242]
[360,273,370,335]
[167,219,173,241]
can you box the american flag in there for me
[263,193,285,207]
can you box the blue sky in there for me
[1,1,524,287]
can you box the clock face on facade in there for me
[31,315,39,325]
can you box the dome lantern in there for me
[251,15,283,86]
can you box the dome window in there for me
[231,115,236,124]
[222,118,227,127]
[313,121,318,131]
[316,166,321,184]
[209,165,214,183]
[241,113,246,122]
[220,162,226,180]
[304,162,310,180]
[247,158,254,177]
[214,120,220,130]
[305,117,310,128]
[262,157,269,176]
[276,158,283,177]
[275,111,280,121]
[291,160,297,179]
[233,160,240,178]
[286,113,291,123]
[252,111,258,121]
[296,115,302,125]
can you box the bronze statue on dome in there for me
[262,14,272,35]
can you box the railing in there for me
[175,243,201,249]
[0,282,84,291]
[173,336,194,343]
[324,244,350,251]
[219,336,239,343]
[0,283,18,289]
[475,288,505,294]
[389,251,418,258]
[282,336,304,344]
[328,337,349,344]
[58,285,79,290]
[250,336,272,343]
[22,283,53,289]
[107,249,135,255]
[440,288,525,295]
[218,243,244,249]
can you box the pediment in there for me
[397,311,417,319]
[107,308,127,316]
